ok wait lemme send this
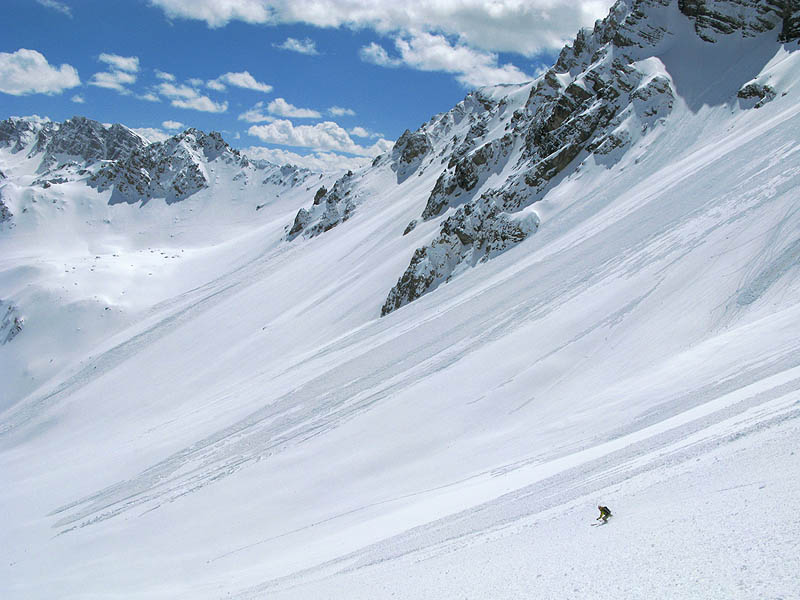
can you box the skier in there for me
[596,505,612,523]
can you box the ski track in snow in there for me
[11,86,800,547]
[237,383,800,598]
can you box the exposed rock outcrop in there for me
[287,170,356,239]
[392,129,433,183]
[382,0,683,314]
[737,81,778,107]
[0,197,12,223]
[1,301,23,344]
[34,116,144,172]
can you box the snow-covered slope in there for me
[2,1,800,599]
[0,115,323,406]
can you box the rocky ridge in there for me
[284,0,799,316]
[0,116,314,207]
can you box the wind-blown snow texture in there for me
[2,1,800,598]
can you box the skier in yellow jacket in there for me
[597,505,612,523]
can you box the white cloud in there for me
[139,91,161,102]
[131,127,171,143]
[90,69,137,92]
[188,77,204,87]
[267,98,321,118]
[36,0,72,17]
[238,101,273,123]
[98,53,140,73]
[71,94,85,103]
[349,126,383,138]
[359,42,402,67]
[329,106,355,117]
[0,48,80,96]
[390,31,532,87]
[148,0,615,56]
[248,119,391,157]
[158,82,228,112]
[155,69,176,81]
[162,120,185,130]
[242,145,371,174]
[207,70,272,93]
[89,53,141,94]
[206,79,227,91]
[274,37,319,55]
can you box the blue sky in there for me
[0,0,613,171]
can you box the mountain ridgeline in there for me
[286,0,800,315]
[1,0,798,321]
[0,115,314,206]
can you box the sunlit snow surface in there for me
[2,26,800,600]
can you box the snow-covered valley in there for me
[2,1,800,598]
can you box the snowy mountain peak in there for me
[280,0,800,316]
[0,115,316,208]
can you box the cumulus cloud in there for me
[359,42,401,67]
[274,37,319,55]
[348,126,383,138]
[248,119,391,157]
[329,106,355,117]
[0,48,80,95]
[149,0,614,56]
[71,94,85,103]
[158,82,228,112]
[362,32,532,88]
[207,79,227,92]
[90,69,137,92]
[206,70,272,93]
[155,69,176,81]
[242,145,371,174]
[98,53,140,73]
[238,101,273,123]
[139,91,160,102]
[267,98,321,118]
[162,120,185,130]
[89,53,141,93]
[36,0,72,17]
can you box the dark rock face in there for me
[381,203,539,315]
[32,117,145,174]
[777,1,800,40]
[392,129,433,183]
[381,1,683,315]
[678,0,792,41]
[396,130,432,165]
[0,197,12,223]
[422,133,515,220]
[88,129,223,204]
[403,219,418,235]
[287,170,356,239]
[88,128,307,205]
[737,82,777,107]
[0,117,41,153]
[1,115,316,210]
[1,302,23,344]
